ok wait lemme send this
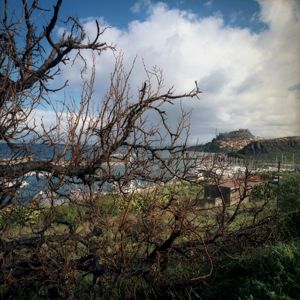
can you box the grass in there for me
[0,180,277,241]
[2,175,298,299]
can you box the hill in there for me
[188,129,255,152]
[216,129,254,141]
[235,136,300,160]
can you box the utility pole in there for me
[277,159,281,211]
[293,153,295,171]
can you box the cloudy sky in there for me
[23,0,300,143]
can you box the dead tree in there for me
[0,0,203,297]
[0,0,115,207]
[0,1,278,298]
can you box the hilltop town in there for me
[188,129,261,152]
[189,129,300,161]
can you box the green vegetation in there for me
[1,175,300,299]
[189,240,300,300]
[199,173,300,300]
[278,173,300,212]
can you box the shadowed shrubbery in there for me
[189,240,300,300]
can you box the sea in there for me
[0,143,177,206]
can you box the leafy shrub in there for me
[191,240,300,300]
[278,173,300,213]
[52,204,85,223]
[277,173,300,238]
[251,182,276,201]
[0,207,42,227]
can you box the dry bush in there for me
[0,1,278,298]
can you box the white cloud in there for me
[131,0,152,14]
[58,0,300,144]
[204,0,213,8]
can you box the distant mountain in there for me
[235,136,300,157]
[188,129,256,152]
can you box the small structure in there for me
[270,172,280,185]
[201,176,263,209]
[204,183,233,208]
